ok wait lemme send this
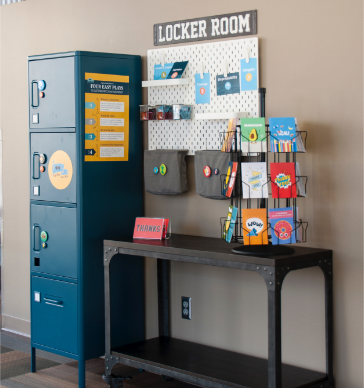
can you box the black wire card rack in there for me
[219,88,308,256]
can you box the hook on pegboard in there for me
[199,63,204,79]
[223,61,229,77]
[160,52,165,68]
[243,46,251,63]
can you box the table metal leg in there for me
[261,258,334,388]
[268,288,282,388]
[104,262,111,358]
[103,247,135,388]
[157,259,170,337]
[103,247,115,381]
[256,265,285,388]
[323,260,334,387]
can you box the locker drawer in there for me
[30,132,76,203]
[29,56,75,130]
[31,204,77,279]
[31,276,77,355]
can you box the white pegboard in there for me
[147,37,259,155]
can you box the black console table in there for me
[103,234,334,388]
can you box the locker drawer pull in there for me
[44,298,61,303]
[44,298,63,307]
[45,302,63,308]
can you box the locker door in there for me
[31,204,77,279]
[31,276,77,355]
[30,132,76,203]
[29,56,75,130]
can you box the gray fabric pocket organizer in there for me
[144,150,188,195]
[194,151,231,200]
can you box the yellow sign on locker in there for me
[48,150,73,190]
[84,73,129,162]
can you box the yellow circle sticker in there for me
[160,164,167,175]
[48,150,73,190]
[246,73,252,82]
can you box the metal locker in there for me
[30,132,77,203]
[30,204,77,279]
[29,56,76,130]
[29,51,144,388]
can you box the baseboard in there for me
[2,314,30,337]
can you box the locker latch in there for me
[34,292,41,303]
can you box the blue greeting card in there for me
[154,63,173,80]
[240,58,258,91]
[269,117,297,152]
[269,207,296,245]
[216,72,240,96]
[195,73,210,104]
[226,206,238,243]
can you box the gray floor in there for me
[1,329,73,364]
[0,289,72,365]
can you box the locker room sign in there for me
[84,73,129,162]
[154,10,257,46]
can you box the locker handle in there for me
[31,80,39,108]
[45,302,63,308]
[44,298,63,307]
[33,153,40,179]
[33,224,40,251]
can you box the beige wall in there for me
[1,0,362,386]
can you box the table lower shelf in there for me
[111,337,327,388]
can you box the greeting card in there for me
[240,58,258,91]
[242,208,268,245]
[270,162,297,199]
[221,118,238,152]
[216,72,240,96]
[241,162,268,199]
[240,117,267,153]
[269,117,305,153]
[269,207,296,245]
[195,73,211,104]
[154,63,173,80]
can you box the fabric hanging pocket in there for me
[194,151,231,200]
[144,149,189,195]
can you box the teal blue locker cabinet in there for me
[29,52,145,388]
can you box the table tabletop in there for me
[104,234,332,267]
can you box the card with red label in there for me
[133,218,165,240]
[225,162,238,198]
[270,162,297,199]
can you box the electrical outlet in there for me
[182,296,191,320]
